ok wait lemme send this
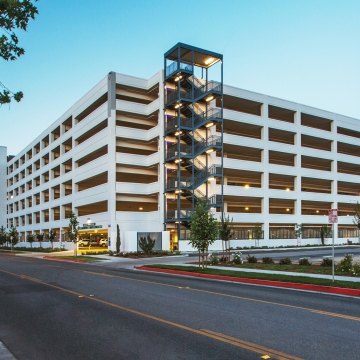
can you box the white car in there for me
[98,238,107,247]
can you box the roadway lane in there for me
[0,254,359,360]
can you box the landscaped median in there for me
[137,265,360,297]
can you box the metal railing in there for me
[165,61,194,77]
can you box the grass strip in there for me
[145,264,360,289]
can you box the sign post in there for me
[328,209,338,282]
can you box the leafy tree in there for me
[189,199,218,269]
[116,224,121,253]
[0,0,38,104]
[27,233,34,248]
[139,234,155,254]
[0,225,7,246]
[8,225,18,247]
[253,223,263,247]
[218,214,233,262]
[36,232,44,248]
[320,225,331,245]
[295,223,303,246]
[48,229,56,249]
[66,212,79,256]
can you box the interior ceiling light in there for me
[174,75,183,82]
[286,208,290,212]
[174,102,182,109]
[205,95,214,102]
[174,158,182,163]
[286,187,290,191]
[208,176,215,182]
[204,57,215,65]
[245,207,249,211]
[205,122,214,128]
[175,189,182,194]
[174,131,183,136]
[139,207,143,211]
[244,184,250,189]
[316,210,320,213]
[206,148,214,154]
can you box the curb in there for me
[137,266,360,297]
[43,256,86,264]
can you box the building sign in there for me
[328,209,338,224]
[79,223,103,230]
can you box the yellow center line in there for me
[79,269,360,322]
[311,310,360,322]
[201,329,303,360]
[0,268,300,360]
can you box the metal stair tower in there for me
[163,43,224,247]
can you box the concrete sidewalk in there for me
[168,264,360,283]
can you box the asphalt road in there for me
[0,253,359,360]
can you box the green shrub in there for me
[298,258,311,266]
[233,252,243,264]
[352,262,360,276]
[336,254,353,273]
[209,254,219,265]
[321,257,333,267]
[247,255,257,263]
[262,257,274,264]
[279,257,292,265]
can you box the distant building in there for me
[3,43,360,251]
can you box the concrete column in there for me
[107,72,118,251]
[261,104,269,241]
[0,146,7,228]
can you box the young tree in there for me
[0,225,7,246]
[48,229,56,249]
[219,214,233,262]
[0,0,38,104]
[27,234,34,248]
[320,225,331,245]
[354,202,360,243]
[36,233,44,248]
[66,212,79,256]
[8,226,18,248]
[253,223,263,247]
[189,200,218,269]
[116,224,121,253]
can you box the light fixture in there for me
[174,75,183,82]
[205,122,214,128]
[204,57,215,65]
[175,189,182,194]
[286,187,290,191]
[316,210,319,213]
[174,102,182,109]
[139,207,143,211]
[174,130,183,136]
[206,148,214,154]
[286,208,290,212]
[205,95,214,102]
[208,176,215,182]
[244,184,250,189]
[174,158,182,163]
[245,207,249,211]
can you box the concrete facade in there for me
[3,44,360,251]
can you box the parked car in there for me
[78,239,98,247]
[98,238,107,247]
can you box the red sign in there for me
[328,209,338,224]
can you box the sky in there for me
[1,0,359,155]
